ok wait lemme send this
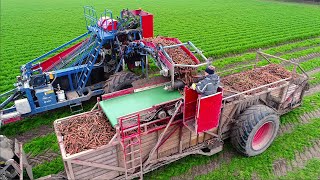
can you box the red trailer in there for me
[54,51,309,179]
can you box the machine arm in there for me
[27,32,89,69]
[0,89,18,109]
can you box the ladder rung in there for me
[125,149,140,156]
[70,103,81,108]
[122,123,139,130]
[127,166,141,172]
[123,133,140,140]
[91,54,95,58]
[124,141,140,148]
[123,136,140,143]
[125,157,141,164]
[95,48,98,51]
[86,67,90,71]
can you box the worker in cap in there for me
[190,65,220,96]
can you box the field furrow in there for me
[278,109,320,136]
[273,139,320,177]
[27,149,60,167]
[1,0,320,179]
[307,68,320,76]
[305,84,320,96]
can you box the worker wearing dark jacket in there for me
[190,66,219,96]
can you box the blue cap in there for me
[205,67,215,74]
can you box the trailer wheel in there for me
[231,105,279,157]
[104,71,139,93]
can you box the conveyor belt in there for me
[99,86,182,127]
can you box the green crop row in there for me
[32,157,64,179]
[23,92,320,179]
[309,72,320,87]
[281,46,320,60]
[279,159,320,180]
[212,39,320,70]
[1,0,320,94]
[195,118,320,180]
[24,133,59,156]
[145,91,320,179]
[299,57,320,72]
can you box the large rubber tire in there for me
[104,71,139,93]
[231,105,279,157]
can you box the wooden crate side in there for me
[117,144,124,168]
[67,145,121,180]
[73,160,118,179]
[92,171,122,180]
[72,156,118,172]
[158,128,180,153]
[190,131,198,146]
[117,131,159,170]
[293,89,302,102]
[76,146,116,162]
[158,146,179,158]
[197,133,205,143]
[75,162,120,179]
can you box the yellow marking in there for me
[45,90,54,95]
[49,73,54,80]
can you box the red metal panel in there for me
[97,18,118,32]
[140,39,173,70]
[3,116,21,125]
[141,15,153,38]
[196,92,223,133]
[101,88,134,100]
[183,87,198,122]
[130,9,154,38]
[32,41,83,72]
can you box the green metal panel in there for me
[99,86,182,127]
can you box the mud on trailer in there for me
[54,51,309,179]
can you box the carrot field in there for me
[1,0,320,179]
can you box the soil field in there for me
[0,0,320,179]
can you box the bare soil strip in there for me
[220,51,320,72]
[278,109,320,136]
[307,67,320,76]
[27,149,60,167]
[171,107,320,179]
[273,139,320,177]
[10,125,53,143]
[305,84,320,96]
[171,148,236,180]
[288,52,320,64]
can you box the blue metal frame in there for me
[1,7,151,124]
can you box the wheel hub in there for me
[252,121,274,151]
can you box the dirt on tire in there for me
[231,104,279,156]
[104,71,139,93]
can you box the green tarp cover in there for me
[99,86,182,127]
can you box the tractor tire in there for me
[104,71,139,93]
[231,105,279,157]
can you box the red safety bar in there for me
[141,37,201,72]
[162,37,201,64]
